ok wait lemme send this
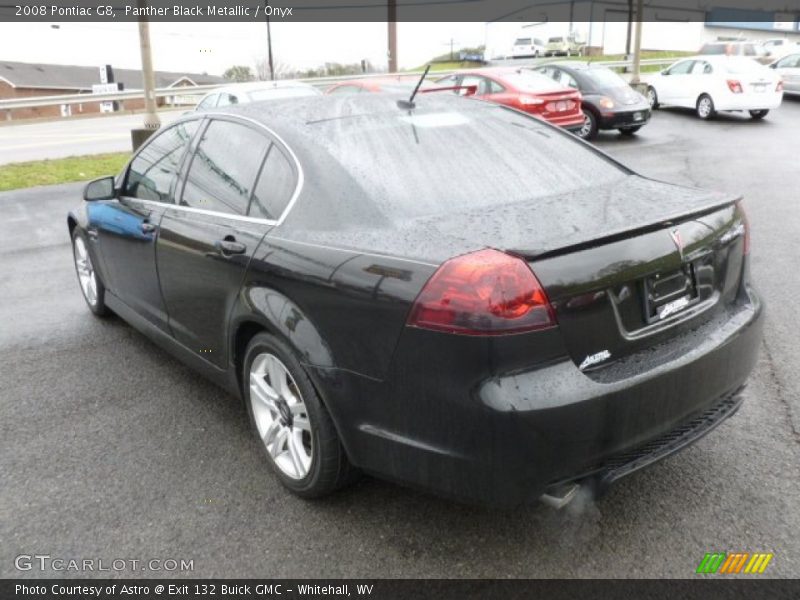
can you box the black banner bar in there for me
[1,0,799,23]
[3,579,800,600]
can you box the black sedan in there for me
[533,63,652,139]
[69,93,762,508]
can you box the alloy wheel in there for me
[250,352,313,480]
[697,97,713,118]
[646,88,657,107]
[578,113,594,139]
[73,236,98,306]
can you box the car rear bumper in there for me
[331,286,764,507]
[715,92,783,111]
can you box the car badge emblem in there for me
[669,229,684,260]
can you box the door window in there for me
[328,85,364,94]
[249,145,296,220]
[181,120,270,216]
[216,93,239,107]
[123,120,199,203]
[667,60,695,75]
[196,94,218,110]
[460,75,490,96]
[777,54,800,68]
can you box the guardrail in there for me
[0,58,675,113]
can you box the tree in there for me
[223,65,254,82]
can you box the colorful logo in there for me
[696,552,774,574]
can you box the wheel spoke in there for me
[250,373,279,411]
[270,427,288,458]
[287,434,306,476]
[262,420,280,447]
[293,414,311,433]
[266,355,289,398]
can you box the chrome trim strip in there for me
[119,113,304,227]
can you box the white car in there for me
[195,81,321,111]
[511,36,546,58]
[644,56,783,120]
[769,52,800,95]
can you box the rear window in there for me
[248,87,320,102]
[549,37,563,43]
[583,67,628,87]
[700,43,727,55]
[514,38,531,45]
[723,58,768,74]
[309,104,627,219]
[503,71,563,92]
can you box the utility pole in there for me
[388,0,397,73]
[132,0,160,150]
[631,0,644,86]
[265,4,275,81]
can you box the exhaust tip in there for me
[540,482,581,509]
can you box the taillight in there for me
[407,248,556,335]
[736,202,750,255]
[519,95,545,106]
[727,80,743,93]
[777,80,784,92]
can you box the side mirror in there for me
[768,63,777,69]
[83,176,116,202]
[661,69,670,76]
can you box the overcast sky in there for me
[0,21,574,75]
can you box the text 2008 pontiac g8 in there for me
[68,93,763,507]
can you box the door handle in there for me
[215,239,247,255]
[140,222,157,234]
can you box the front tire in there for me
[244,332,357,498]
[696,94,715,120]
[646,86,659,109]
[749,109,769,119]
[72,229,108,316]
[577,109,598,140]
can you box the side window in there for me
[436,75,460,90]
[488,79,505,94]
[196,94,218,110]
[181,120,270,216]
[249,145,296,220]
[535,66,556,80]
[743,44,755,56]
[217,93,238,107]
[691,61,711,75]
[668,61,694,75]
[777,54,799,68]
[557,70,579,88]
[461,75,489,96]
[123,120,198,202]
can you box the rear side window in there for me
[216,93,239,107]
[196,94,218,110]
[249,145,296,220]
[123,120,198,202]
[668,60,694,75]
[181,120,269,216]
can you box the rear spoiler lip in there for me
[509,193,742,263]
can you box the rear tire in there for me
[243,332,358,498]
[646,86,659,109]
[696,94,715,120]
[619,125,642,136]
[71,229,108,317]
[749,109,769,119]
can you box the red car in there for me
[326,77,419,95]
[436,68,585,132]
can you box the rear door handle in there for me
[215,239,247,255]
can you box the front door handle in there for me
[140,222,157,234]
[215,239,247,255]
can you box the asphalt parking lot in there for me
[2,99,799,579]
